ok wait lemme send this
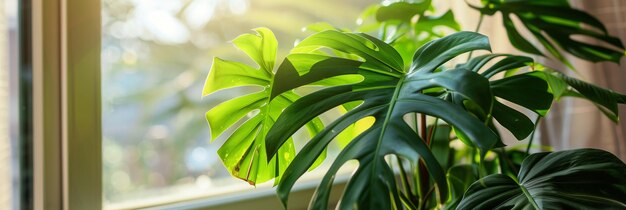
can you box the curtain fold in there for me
[539,0,626,161]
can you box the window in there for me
[23,1,626,209]
[29,0,376,209]
[28,0,518,209]
[1,0,31,209]
[101,0,375,209]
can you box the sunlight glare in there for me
[228,0,249,15]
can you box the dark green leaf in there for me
[291,30,404,73]
[430,124,453,169]
[535,70,626,122]
[558,72,623,122]
[472,0,626,65]
[480,55,533,78]
[459,55,553,140]
[408,69,494,117]
[529,70,568,98]
[490,73,553,116]
[266,31,499,209]
[491,101,535,140]
[411,31,491,73]
[458,149,626,209]
[272,54,363,99]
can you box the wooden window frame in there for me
[30,1,348,209]
[32,0,101,209]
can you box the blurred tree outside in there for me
[101,0,377,205]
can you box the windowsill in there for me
[105,165,355,210]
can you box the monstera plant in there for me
[202,0,626,209]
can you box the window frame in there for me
[32,0,101,209]
[110,175,350,210]
[31,1,347,209]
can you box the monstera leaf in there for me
[458,148,626,209]
[460,53,626,138]
[532,69,626,122]
[460,53,626,137]
[375,0,430,22]
[414,10,460,37]
[202,28,325,185]
[354,0,461,67]
[265,31,502,209]
[457,54,553,140]
[470,0,625,67]
[392,9,461,67]
[355,0,430,34]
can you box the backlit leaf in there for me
[202,28,325,185]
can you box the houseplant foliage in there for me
[202,0,626,209]
[202,28,339,185]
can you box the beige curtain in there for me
[539,0,626,161]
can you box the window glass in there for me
[101,0,376,207]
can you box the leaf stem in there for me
[412,114,420,196]
[472,148,486,179]
[396,156,414,197]
[421,114,428,144]
[498,147,519,176]
[467,14,485,61]
[474,14,485,33]
[419,186,436,210]
[399,191,419,210]
[525,116,542,156]
[418,114,430,206]
[519,183,540,210]
[427,118,439,146]
[381,22,389,41]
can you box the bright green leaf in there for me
[202,28,326,185]
[414,10,460,36]
[375,1,430,22]
[458,55,553,140]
